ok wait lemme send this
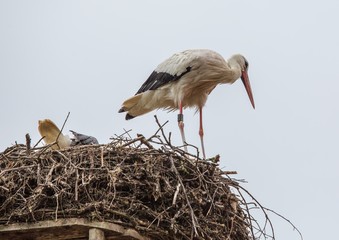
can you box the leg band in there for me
[177,113,184,122]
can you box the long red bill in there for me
[241,71,255,109]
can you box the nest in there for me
[0,119,278,240]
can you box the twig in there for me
[263,207,303,240]
[172,183,181,206]
[222,171,238,175]
[55,193,59,220]
[55,112,70,148]
[37,163,41,184]
[100,146,104,167]
[32,137,45,149]
[121,135,145,147]
[75,168,79,201]
[25,133,31,154]
[112,128,132,140]
[136,134,154,149]
[0,165,36,177]
[153,115,170,145]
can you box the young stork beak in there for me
[241,70,255,109]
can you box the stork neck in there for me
[226,58,242,83]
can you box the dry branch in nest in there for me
[0,116,300,240]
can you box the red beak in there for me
[241,71,255,109]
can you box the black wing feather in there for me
[136,67,192,95]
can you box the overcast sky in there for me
[1,1,338,239]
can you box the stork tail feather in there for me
[125,114,135,120]
[118,94,144,120]
[120,94,142,110]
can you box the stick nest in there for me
[0,123,271,240]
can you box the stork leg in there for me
[199,107,206,159]
[178,102,188,153]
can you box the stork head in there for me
[233,55,255,109]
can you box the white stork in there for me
[38,119,98,149]
[118,49,255,159]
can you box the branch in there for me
[55,112,70,147]
[263,207,303,240]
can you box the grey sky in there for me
[1,1,338,239]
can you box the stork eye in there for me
[244,59,249,70]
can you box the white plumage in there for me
[119,49,255,159]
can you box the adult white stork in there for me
[119,49,255,159]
